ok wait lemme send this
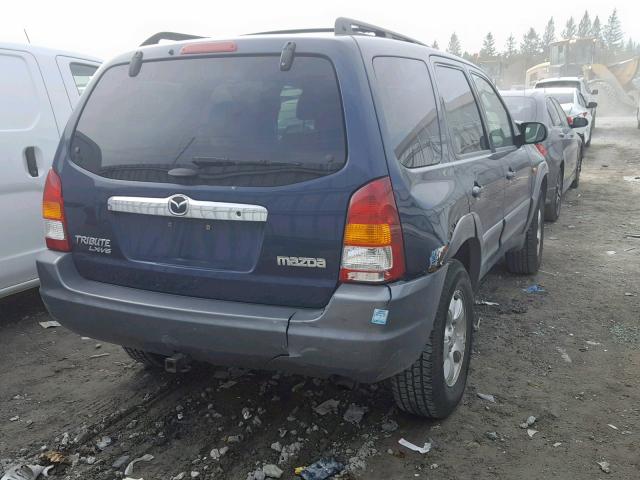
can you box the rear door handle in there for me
[24,146,39,177]
[506,168,516,180]
[471,184,483,198]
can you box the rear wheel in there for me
[544,169,563,222]
[505,192,544,274]
[123,347,166,369]
[390,260,473,418]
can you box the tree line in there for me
[435,9,638,64]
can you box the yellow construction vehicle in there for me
[526,38,640,112]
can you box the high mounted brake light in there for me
[42,169,71,252]
[340,177,405,283]
[180,41,237,55]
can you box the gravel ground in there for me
[1,116,639,480]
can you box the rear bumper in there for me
[37,252,446,383]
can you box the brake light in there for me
[567,116,573,125]
[535,143,548,157]
[180,41,237,55]
[340,177,405,283]
[42,169,70,252]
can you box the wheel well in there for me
[452,238,481,292]
[540,176,548,202]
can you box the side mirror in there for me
[591,89,599,95]
[587,101,598,109]
[571,116,589,128]
[518,122,548,145]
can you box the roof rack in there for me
[140,32,204,46]
[247,17,425,46]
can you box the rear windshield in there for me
[536,81,579,91]
[503,96,537,122]
[546,92,574,105]
[70,56,346,187]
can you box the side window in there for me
[471,74,514,148]
[373,57,441,168]
[552,99,569,128]
[546,99,562,127]
[0,53,40,130]
[69,63,98,95]
[434,65,487,156]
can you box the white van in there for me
[0,43,100,298]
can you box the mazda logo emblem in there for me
[168,195,189,216]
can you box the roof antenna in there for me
[23,28,31,44]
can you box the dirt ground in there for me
[1,116,639,480]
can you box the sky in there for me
[2,0,639,61]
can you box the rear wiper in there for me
[191,157,301,168]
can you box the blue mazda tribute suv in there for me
[38,18,548,418]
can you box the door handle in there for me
[471,184,483,198]
[506,168,516,180]
[24,146,39,177]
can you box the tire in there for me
[544,168,563,222]
[123,347,166,369]
[390,260,474,419]
[505,192,544,274]
[571,146,582,189]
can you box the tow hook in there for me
[164,353,192,373]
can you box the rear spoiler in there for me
[140,32,204,46]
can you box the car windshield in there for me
[70,56,346,187]
[503,96,538,122]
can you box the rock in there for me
[172,473,186,480]
[247,469,266,480]
[85,456,96,465]
[270,442,282,452]
[278,442,302,464]
[597,461,611,473]
[343,403,367,425]
[313,399,340,416]
[527,429,538,438]
[381,420,398,432]
[485,431,498,441]
[190,472,200,478]
[9,416,19,422]
[227,435,242,443]
[96,436,112,450]
[477,393,496,403]
[520,416,537,429]
[112,455,130,469]
[262,464,283,478]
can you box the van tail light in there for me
[535,143,548,157]
[42,169,71,252]
[340,177,405,283]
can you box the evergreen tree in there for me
[521,28,542,57]
[578,11,592,38]
[480,32,497,57]
[603,9,624,52]
[591,16,603,42]
[431,40,439,50]
[542,17,556,53]
[447,33,462,56]
[504,34,517,58]
[562,17,577,39]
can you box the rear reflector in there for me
[340,177,405,283]
[42,169,70,252]
[180,41,237,55]
[535,143,548,157]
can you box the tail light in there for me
[340,177,405,283]
[535,143,548,157]
[42,169,71,252]
[566,116,573,126]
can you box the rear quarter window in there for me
[373,57,441,168]
[70,56,346,187]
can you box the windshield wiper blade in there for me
[191,157,301,168]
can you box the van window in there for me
[373,57,441,167]
[0,54,40,131]
[434,66,487,155]
[71,56,346,187]
[69,63,98,94]
[471,74,514,148]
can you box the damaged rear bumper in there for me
[37,251,446,383]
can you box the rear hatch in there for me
[60,43,386,308]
